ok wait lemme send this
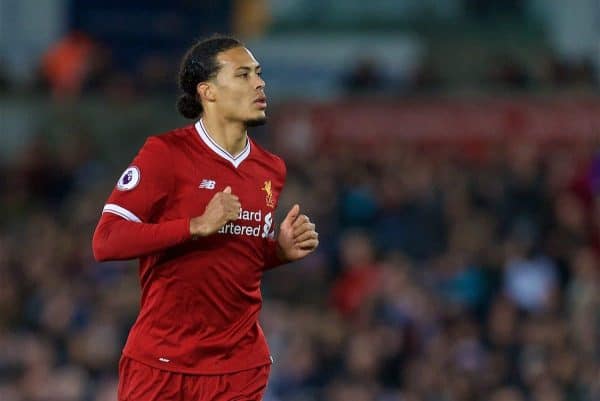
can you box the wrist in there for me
[275,240,289,263]
[190,216,209,238]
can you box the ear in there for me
[197,82,216,103]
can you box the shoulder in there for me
[142,124,195,155]
[250,139,287,177]
[133,125,196,170]
[153,125,195,148]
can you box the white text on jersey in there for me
[218,209,274,238]
[198,179,216,189]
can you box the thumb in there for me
[223,186,232,194]
[283,204,300,226]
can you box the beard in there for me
[244,115,267,127]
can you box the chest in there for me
[166,155,280,222]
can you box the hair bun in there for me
[176,93,202,119]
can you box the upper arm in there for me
[102,136,173,223]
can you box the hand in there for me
[190,186,241,237]
[276,204,319,262]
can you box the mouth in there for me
[254,97,267,109]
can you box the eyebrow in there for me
[235,65,261,72]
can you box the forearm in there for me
[92,214,191,261]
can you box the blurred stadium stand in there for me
[1,1,599,400]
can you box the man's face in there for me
[209,46,267,126]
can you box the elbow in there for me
[93,246,108,262]
[92,237,109,262]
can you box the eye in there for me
[257,71,262,76]
[238,73,249,78]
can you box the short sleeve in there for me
[103,136,172,223]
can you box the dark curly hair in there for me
[176,35,243,119]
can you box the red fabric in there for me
[117,355,270,401]
[93,214,191,261]
[92,124,286,374]
[263,238,284,270]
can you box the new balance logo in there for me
[199,179,216,189]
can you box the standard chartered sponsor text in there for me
[218,209,272,238]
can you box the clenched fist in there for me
[276,204,319,262]
[189,186,241,237]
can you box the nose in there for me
[255,74,265,90]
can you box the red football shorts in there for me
[117,355,271,401]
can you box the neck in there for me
[200,115,248,157]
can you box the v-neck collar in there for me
[194,119,251,168]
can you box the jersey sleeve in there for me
[92,213,191,261]
[92,136,191,262]
[263,156,288,270]
[103,136,171,223]
[263,239,284,270]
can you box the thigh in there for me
[185,364,271,401]
[118,355,184,401]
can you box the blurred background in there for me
[1,1,599,400]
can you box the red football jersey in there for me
[94,121,286,374]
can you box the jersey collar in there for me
[195,120,251,168]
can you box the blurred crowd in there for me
[1,1,599,400]
[263,141,600,401]
[340,52,598,95]
[1,123,599,400]
[0,29,597,101]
